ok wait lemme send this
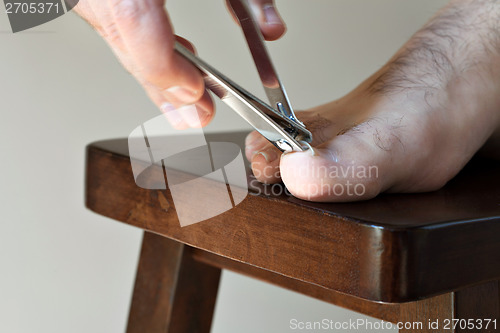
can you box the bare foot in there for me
[246,0,500,202]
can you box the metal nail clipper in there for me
[174,0,312,153]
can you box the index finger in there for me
[108,0,205,105]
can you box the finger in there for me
[140,80,188,130]
[141,36,214,128]
[175,35,195,53]
[174,90,215,128]
[174,36,216,119]
[80,2,134,72]
[249,0,286,41]
[226,0,286,41]
[245,131,282,184]
[108,0,205,107]
[142,79,214,129]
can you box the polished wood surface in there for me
[126,232,220,333]
[453,281,499,333]
[129,231,500,333]
[86,132,500,332]
[86,132,500,303]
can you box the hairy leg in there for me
[246,0,500,201]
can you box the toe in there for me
[251,146,282,184]
[245,131,269,161]
[245,131,282,184]
[279,131,392,202]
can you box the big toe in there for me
[280,135,391,202]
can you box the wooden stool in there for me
[85,132,500,333]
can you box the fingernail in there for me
[161,103,184,128]
[255,149,279,163]
[164,86,198,104]
[263,4,282,25]
[182,105,210,128]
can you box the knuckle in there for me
[110,0,143,25]
[142,65,202,93]
[84,12,126,52]
[99,21,123,46]
[140,68,172,87]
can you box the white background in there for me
[0,1,446,332]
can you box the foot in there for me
[245,0,500,202]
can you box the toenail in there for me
[300,141,316,156]
[255,149,279,163]
[246,133,267,151]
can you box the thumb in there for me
[227,0,286,41]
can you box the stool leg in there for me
[399,280,500,333]
[126,232,221,333]
[399,293,453,332]
[454,280,499,333]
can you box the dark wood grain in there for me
[193,248,499,333]
[397,281,500,333]
[454,281,499,333]
[85,133,500,303]
[191,248,402,323]
[399,293,453,332]
[126,232,220,333]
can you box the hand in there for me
[74,0,286,128]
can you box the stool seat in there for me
[85,131,500,333]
